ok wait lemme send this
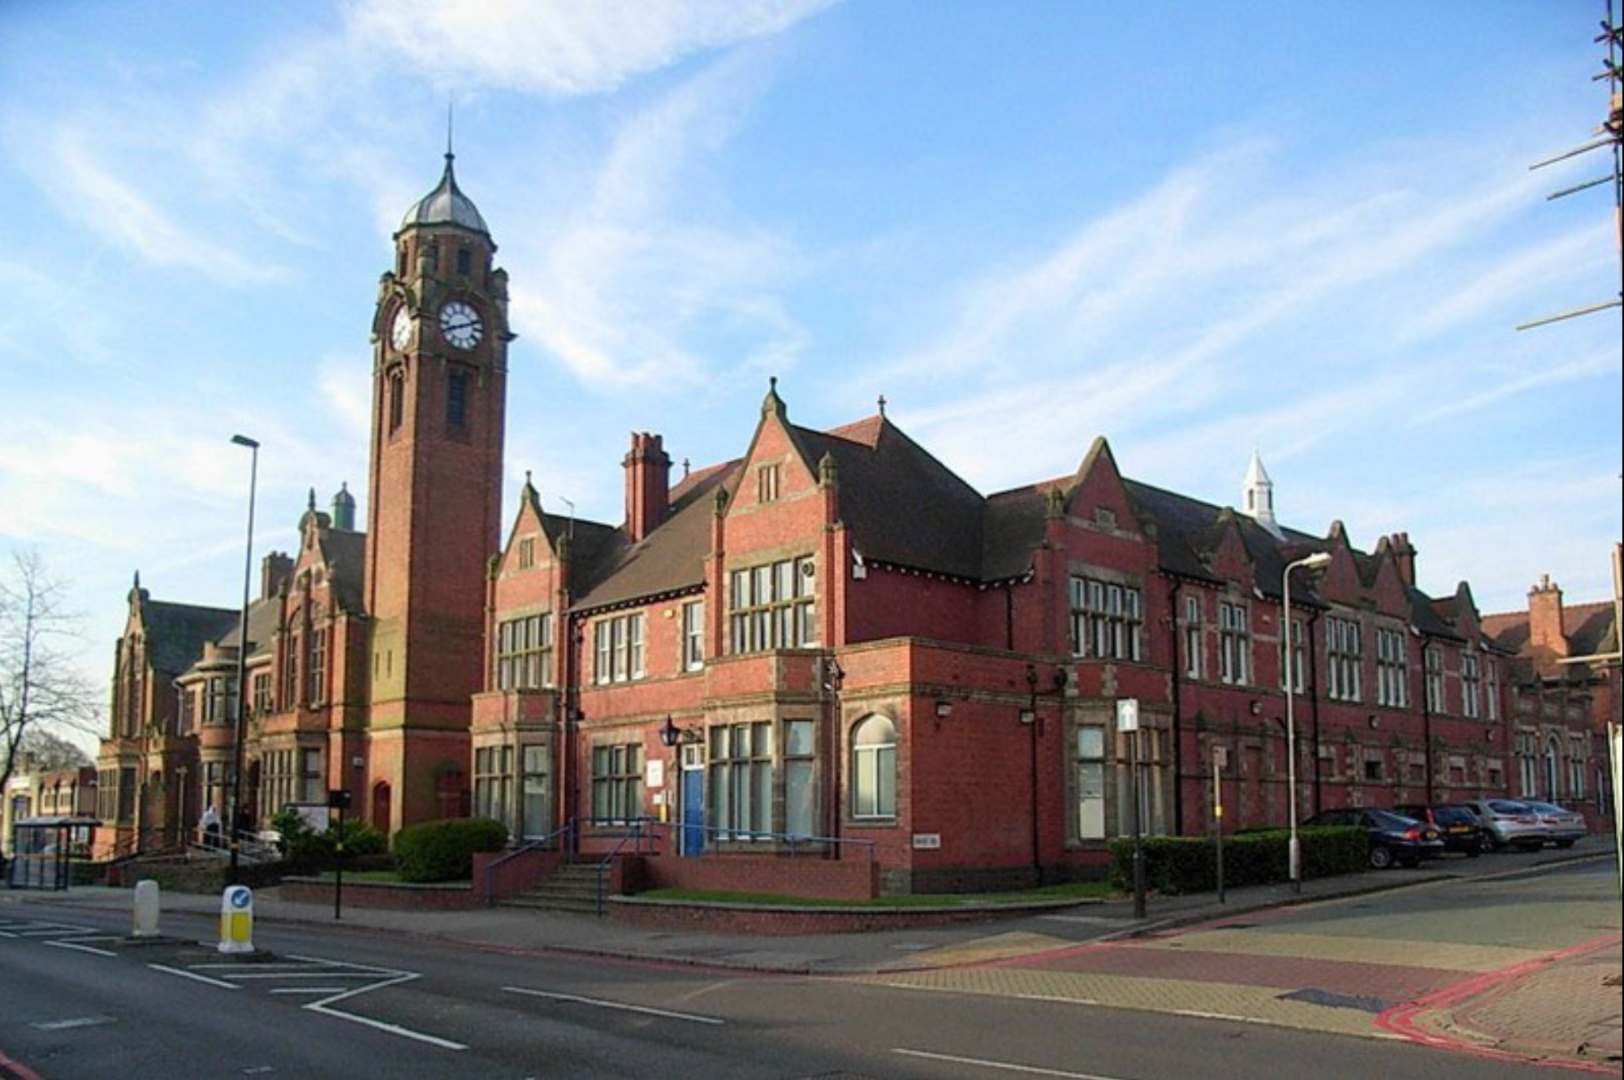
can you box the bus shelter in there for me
[6,816,97,890]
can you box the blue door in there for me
[681,764,705,857]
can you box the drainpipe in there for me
[1421,635,1434,806]
[1307,609,1323,815]
[1168,579,1185,835]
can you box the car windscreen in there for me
[1367,810,1418,830]
[1487,800,1529,814]
[1431,806,1475,825]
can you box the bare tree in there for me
[0,550,99,796]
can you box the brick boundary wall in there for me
[623,852,879,900]
[607,897,1088,935]
[279,876,481,910]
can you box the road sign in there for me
[1116,698,1140,732]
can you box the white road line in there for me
[304,974,466,1051]
[893,1048,1132,1079]
[285,952,401,975]
[43,940,116,958]
[193,962,342,970]
[13,927,96,937]
[57,935,120,943]
[503,986,726,1026]
[148,963,240,989]
[30,1016,117,1032]
[0,930,16,938]
[269,988,350,995]
[230,972,384,980]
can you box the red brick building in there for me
[1483,555,1621,832]
[98,154,1551,891]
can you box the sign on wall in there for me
[1116,698,1140,732]
[911,833,942,850]
[645,759,665,790]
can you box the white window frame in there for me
[1183,594,1202,678]
[1070,576,1143,661]
[850,715,898,820]
[1219,601,1250,685]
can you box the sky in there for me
[1,1,1620,754]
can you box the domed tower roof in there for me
[400,149,489,236]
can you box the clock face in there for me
[439,300,483,351]
[390,306,411,351]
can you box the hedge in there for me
[270,810,388,875]
[1108,826,1367,895]
[393,817,508,883]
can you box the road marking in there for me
[304,976,467,1051]
[503,986,726,1025]
[893,1048,1131,1079]
[44,940,117,958]
[30,1015,117,1031]
[269,987,349,995]
[194,962,340,970]
[282,956,465,1052]
[149,963,240,989]
[230,971,388,980]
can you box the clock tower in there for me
[363,146,509,831]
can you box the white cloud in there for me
[512,52,808,391]
[346,0,837,96]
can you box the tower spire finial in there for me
[446,95,455,163]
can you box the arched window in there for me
[850,715,897,819]
[1543,736,1561,799]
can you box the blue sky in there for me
[2,1,1620,751]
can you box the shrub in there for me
[269,809,387,874]
[393,817,507,883]
[1109,826,1366,895]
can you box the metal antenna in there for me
[1517,1,1623,332]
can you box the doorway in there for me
[679,743,705,857]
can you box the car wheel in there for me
[1369,845,1394,870]
[1556,839,1575,849]
[1478,832,1498,854]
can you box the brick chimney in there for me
[1388,532,1417,586]
[261,551,293,601]
[623,432,671,543]
[1527,573,1568,658]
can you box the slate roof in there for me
[795,419,986,580]
[570,465,735,611]
[556,406,1483,634]
[140,600,240,676]
[1483,600,1619,671]
[216,596,281,663]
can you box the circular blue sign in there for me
[229,888,251,909]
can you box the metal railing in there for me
[650,819,877,861]
[481,820,576,908]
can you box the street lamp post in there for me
[1283,551,1332,894]
[228,434,259,886]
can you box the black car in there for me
[1302,808,1446,869]
[1393,802,1484,857]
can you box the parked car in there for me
[1522,800,1587,848]
[1460,799,1545,852]
[1392,803,1484,857]
[1302,808,1445,869]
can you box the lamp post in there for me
[1284,550,1332,894]
[228,434,259,885]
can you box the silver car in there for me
[1523,800,1587,848]
[1461,799,1545,852]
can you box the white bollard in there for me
[132,879,161,938]
[218,884,254,954]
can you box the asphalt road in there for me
[1,866,1602,1080]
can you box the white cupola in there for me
[1242,450,1283,540]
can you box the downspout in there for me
[1307,609,1323,815]
[1421,635,1434,806]
[1005,581,1015,651]
[1168,579,1184,835]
